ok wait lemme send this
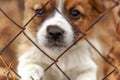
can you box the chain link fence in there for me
[0,0,120,80]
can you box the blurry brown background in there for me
[0,0,23,79]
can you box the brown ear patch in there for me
[89,0,105,13]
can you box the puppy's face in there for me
[24,0,104,50]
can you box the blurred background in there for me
[0,0,23,79]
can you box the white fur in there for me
[18,40,99,80]
[17,0,103,80]
[36,15,74,52]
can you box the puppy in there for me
[17,0,112,80]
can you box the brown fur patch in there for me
[24,0,57,36]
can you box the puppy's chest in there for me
[42,45,93,69]
[40,40,99,68]
[41,46,95,79]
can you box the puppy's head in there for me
[24,0,105,51]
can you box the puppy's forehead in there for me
[25,0,57,9]
[64,0,88,4]
[33,0,61,9]
[25,0,89,10]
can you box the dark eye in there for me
[35,9,45,17]
[70,9,81,19]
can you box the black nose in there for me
[47,25,64,41]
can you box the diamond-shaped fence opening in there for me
[0,0,120,80]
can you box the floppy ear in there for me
[89,0,105,13]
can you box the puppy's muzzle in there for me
[47,25,64,41]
